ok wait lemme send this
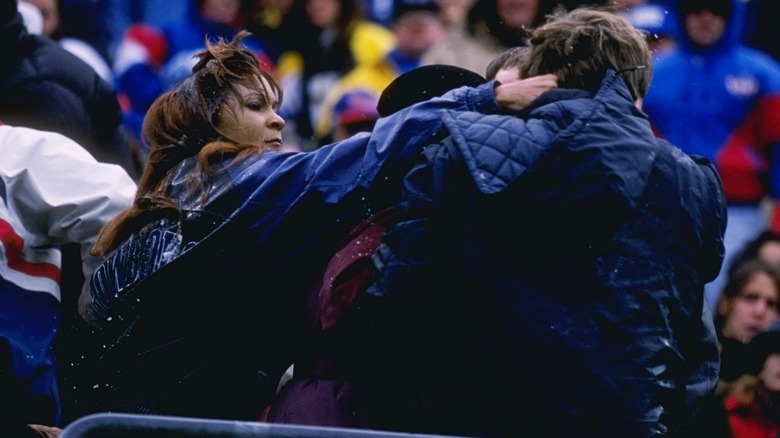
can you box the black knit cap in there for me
[678,0,733,18]
[377,64,487,117]
[747,321,780,374]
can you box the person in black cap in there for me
[312,0,447,145]
[357,7,726,437]
[376,63,487,116]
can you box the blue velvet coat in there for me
[78,82,498,420]
[361,72,728,437]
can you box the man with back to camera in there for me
[357,7,727,438]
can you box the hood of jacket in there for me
[442,71,656,212]
[670,0,745,56]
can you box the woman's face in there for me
[760,353,780,392]
[218,76,285,150]
[720,272,780,343]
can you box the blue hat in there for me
[334,89,380,126]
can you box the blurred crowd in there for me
[4,0,780,436]
[13,0,779,154]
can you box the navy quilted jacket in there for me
[362,71,728,437]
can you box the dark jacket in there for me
[72,83,498,421]
[0,9,139,180]
[360,71,727,437]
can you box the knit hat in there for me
[377,64,486,117]
[334,89,380,126]
[747,320,780,374]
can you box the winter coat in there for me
[642,0,780,229]
[0,9,139,180]
[723,377,780,438]
[0,125,135,428]
[76,82,499,420]
[359,71,727,438]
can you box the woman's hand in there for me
[494,74,558,112]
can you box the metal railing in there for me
[59,413,464,438]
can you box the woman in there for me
[693,258,780,435]
[73,31,557,422]
[715,258,780,382]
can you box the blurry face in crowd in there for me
[307,0,341,28]
[200,0,242,24]
[23,0,59,36]
[760,353,780,392]
[759,242,780,268]
[218,76,285,150]
[496,0,539,30]
[720,271,780,343]
[393,12,447,58]
[684,9,727,46]
[435,0,475,27]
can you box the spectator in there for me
[715,259,780,382]
[275,0,394,150]
[728,230,780,276]
[156,0,274,89]
[0,123,135,437]
[21,0,114,83]
[623,0,676,60]
[328,88,381,142]
[313,0,447,144]
[641,0,780,314]
[420,0,558,74]
[245,0,296,63]
[358,7,725,436]
[264,65,490,428]
[0,0,140,180]
[722,320,780,437]
[73,32,556,422]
